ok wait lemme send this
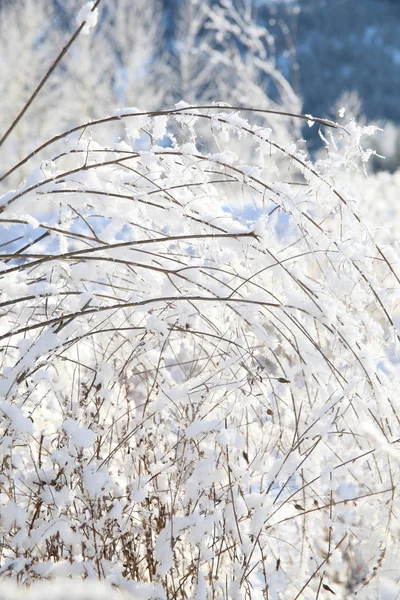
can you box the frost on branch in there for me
[0,108,400,599]
[77,2,99,36]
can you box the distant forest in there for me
[1,0,399,124]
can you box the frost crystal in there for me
[77,2,98,35]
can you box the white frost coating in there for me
[359,421,400,460]
[208,150,238,164]
[1,501,27,530]
[0,402,33,434]
[305,113,315,127]
[196,572,207,600]
[0,580,133,600]
[241,164,262,178]
[147,313,168,336]
[155,528,173,576]
[77,2,98,35]
[82,465,110,496]
[174,100,190,110]
[62,418,96,448]
[186,419,220,438]
[112,106,141,117]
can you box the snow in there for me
[77,2,99,35]
[62,418,96,449]
[0,580,139,600]
[186,419,220,438]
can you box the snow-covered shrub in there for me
[1,103,400,599]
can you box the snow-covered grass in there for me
[1,104,400,599]
[0,579,131,599]
[1,3,400,600]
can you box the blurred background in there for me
[0,0,399,178]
